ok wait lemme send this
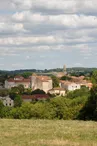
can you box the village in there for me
[0,65,93,107]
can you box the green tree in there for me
[60,75,71,81]
[21,72,32,78]
[24,88,32,95]
[51,75,59,87]
[79,70,97,120]
[0,100,4,117]
[31,89,46,95]
[0,89,9,97]
[14,95,22,107]
[18,84,24,94]
[9,87,20,100]
[91,70,97,84]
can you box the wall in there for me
[5,80,15,89]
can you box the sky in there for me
[0,0,97,70]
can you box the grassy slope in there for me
[0,120,97,146]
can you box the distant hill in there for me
[0,67,97,76]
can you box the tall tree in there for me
[18,84,24,94]
[51,75,59,88]
[79,70,97,120]
[14,95,22,107]
[91,70,97,84]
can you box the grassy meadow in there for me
[0,119,97,146]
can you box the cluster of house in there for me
[1,73,92,107]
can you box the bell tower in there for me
[63,65,66,74]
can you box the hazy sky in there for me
[0,0,97,70]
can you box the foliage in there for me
[1,106,12,118]
[10,103,33,119]
[9,85,24,100]
[79,70,97,120]
[21,72,32,78]
[24,88,32,95]
[66,87,90,99]
[0,89,9,97]
[9,87,20,100]
[14,95,22,107]
[0,100,4,117]
[91,70,97,84]
[31,89,46,95]
[0,85,90,120]
[51,75,59,87]
[60,75,72,81]
[18,84,24,94]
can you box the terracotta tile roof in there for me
[14,76,24,79]
[7,78,30,83]
[22,94,49,100]
[63,81,79,86]
[15,79,30,83]
[7,78,14,82]
[37,76,51,82]
[71,76,85,82]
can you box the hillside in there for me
[0,119,97,146]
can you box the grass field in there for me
[0,120,97,146]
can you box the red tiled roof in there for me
[14,75,24,79]
[7,78,14,82]
[7,78,30,83]
[37,76,51,82]
[22,94,49,99]
[15,79,30,83]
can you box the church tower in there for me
[63,65,66,74]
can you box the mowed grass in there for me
[0,120,97,146]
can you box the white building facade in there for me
[60,81,81,91]
[5,76,31,89]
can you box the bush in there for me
[14,95,22,107]
[0,89,9,97]
[31,89,46,95]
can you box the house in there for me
[48,87,66,96]
[77,81,93,90]
[60,81,81,91]
[31,74,53,93]
[22,94,49,102]
[5,76,31,89]
[5,74,53,93]
[0,96,14,107]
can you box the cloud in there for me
[12,0,97,15]
[0,22,26,35]
[0,0,97,69]
[12,11,97,29]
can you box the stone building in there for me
[5,74,53,93]
[31,74,52,93]
[5,76,31,89]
